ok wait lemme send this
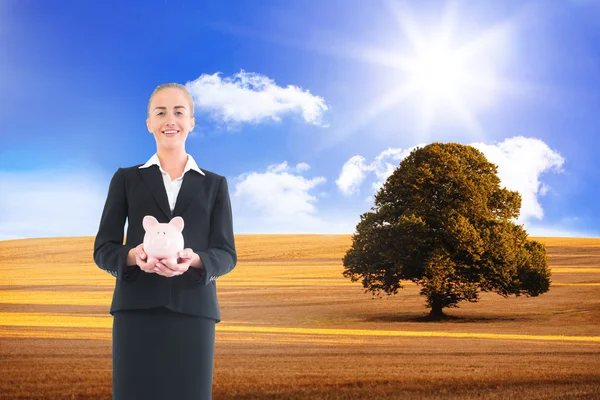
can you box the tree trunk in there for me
[429,297,445,319]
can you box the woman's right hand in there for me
[130,244,160,273]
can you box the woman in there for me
[93,83,237,400]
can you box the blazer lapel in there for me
[173,170,206,217]
[139,166,207,220]
[139,165,172,220]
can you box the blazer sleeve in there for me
[192,176,237,285]
[93,167,140,281]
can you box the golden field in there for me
[0,235,599,399]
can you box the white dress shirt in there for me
[139,153,205,213]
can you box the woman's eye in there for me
[157,111,182,116]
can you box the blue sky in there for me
[1,0,599,240]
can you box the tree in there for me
[342,142,551,319]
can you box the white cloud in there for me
[0,168,109,240]
[336,145,425,196]
[469,136,565,224]
[337,137,566,227]
[295,162,311,172]
[266,161,311,174]
[185,70,329,128]
[229,161,356,233]
[231,161,327,231]
[336,155,372,196]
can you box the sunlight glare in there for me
[332,0,520,144]
[409,41,468,101]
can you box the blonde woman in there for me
[93,83,237,400]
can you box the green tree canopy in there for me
[342,142,551,319]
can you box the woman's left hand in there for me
[154,248,198,277]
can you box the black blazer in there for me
[93,163,237,323]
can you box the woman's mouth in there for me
[162,130,179,137]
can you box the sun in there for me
[409,42,468,101]
[334,1,516,144]
[400,26,503,137]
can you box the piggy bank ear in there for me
[142,215,159,231]
[169,216,184,232]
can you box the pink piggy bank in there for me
[142,215,185,266]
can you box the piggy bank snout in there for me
[148,234,171,250]
[144,227,184,259]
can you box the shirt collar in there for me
[139,153,205,176]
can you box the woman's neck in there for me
[157,149,187,171]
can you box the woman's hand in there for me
[130,244,160,273]
[154,248,199,277]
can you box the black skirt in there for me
[112,306,216,400]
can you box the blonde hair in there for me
[147,83,195,117]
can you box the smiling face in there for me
[146,87,195,151]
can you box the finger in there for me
[158,262,176,274]
[181,249,196,260]
[166,262,181,276]
[159,263,176,277]
[164,260,179,271]
[178,250,189,259]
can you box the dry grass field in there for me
[1,235,599,399]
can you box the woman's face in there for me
[146,88,195,151]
